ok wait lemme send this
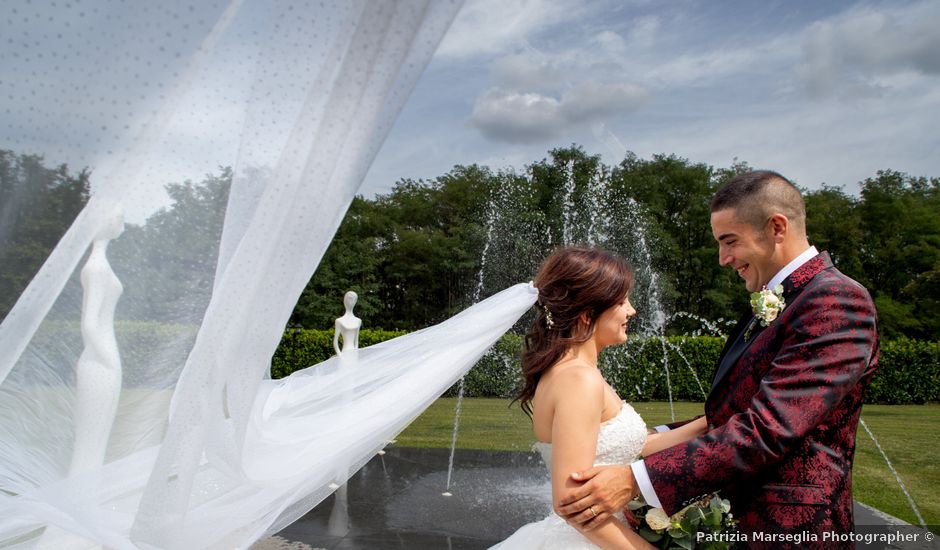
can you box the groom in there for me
[558,171,879,547]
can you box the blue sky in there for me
[362,0,940,196]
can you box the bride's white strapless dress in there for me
[491,402,648,549]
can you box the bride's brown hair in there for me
[513,246,633,417]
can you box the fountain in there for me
[436,154,706,497]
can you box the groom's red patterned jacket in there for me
[643,252,879,547]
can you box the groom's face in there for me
[711,208,775,292]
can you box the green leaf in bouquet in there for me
[667,527,690,539]
[628,499,647,511]
[679,513,696,533]
[672,536,695,550]
[639,527,663,542]
[704,507,722,527]
[687,506,706,524]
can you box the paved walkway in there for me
[253,447,936,550]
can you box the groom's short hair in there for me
[711,170,806,236]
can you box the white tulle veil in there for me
[0,1,539,548]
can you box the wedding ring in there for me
[589,505,598,517]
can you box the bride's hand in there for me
[556,464,637,530]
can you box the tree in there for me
[110,168,231,323]
[803,184,865,283]
[609,153,745,331]
[857,170,940,338]
[0,150,90,319]
[292,164,500,330]
[289,197,384,329]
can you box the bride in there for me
[493,246,707,549]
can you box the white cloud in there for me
[560,81,649,120]
[593,30,628,55]
[367,1,940,199]
[625,15,659,50]
[468,89,565,143]
[797,1,940,97]
[469,81,649,143]
[643,34,797,88]
[490,53,565,92]
[435,0,585,59]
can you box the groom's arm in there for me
[558,417,708,528]
[657,414,704,432]
[642,280,878,515]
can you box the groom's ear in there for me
[768,213,789,242]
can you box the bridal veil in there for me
[0,1,538,548]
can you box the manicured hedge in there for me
[271,330,940,405]
[865,338,940,404]
[270,328,407,379]
[32,322,937,404]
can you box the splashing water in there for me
[442,378,465,494]
[858,418,926,528]
[444,186,502,494]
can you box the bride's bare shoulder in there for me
[540,359,605,398]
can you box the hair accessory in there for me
[541,304,554,328]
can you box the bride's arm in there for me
[640,416,707,457]
[550,369,654,550]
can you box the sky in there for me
[2,0,938,217]
[361,0,940,196]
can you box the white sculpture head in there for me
[343,291,358,312]
[95,201,126,242]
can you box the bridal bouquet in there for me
[627,493,738,549]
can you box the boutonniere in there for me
[745,284,785,341]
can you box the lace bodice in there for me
[533,402,648,469]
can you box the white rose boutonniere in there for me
[750,284,785,327]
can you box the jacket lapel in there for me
[710,311,756,392]
[709,252,833,393]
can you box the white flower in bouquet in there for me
[644,507,673,531]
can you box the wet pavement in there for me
[254,447,934,550]
[263,447,550,549]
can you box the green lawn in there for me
[397,398,939,529]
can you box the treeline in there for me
[294,146,940,340]
[2,147,938,341]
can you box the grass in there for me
[397,398,939,529]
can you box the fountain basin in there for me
[262,447,931,550]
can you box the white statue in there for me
[332,290,361,355]
[328,290,362,536]
[39,206,126,549]
[69,206,125,476]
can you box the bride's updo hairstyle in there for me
[515,246,633,417]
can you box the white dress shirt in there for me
[629,245,818,509]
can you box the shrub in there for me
[270,328,406,379]
[270,332,939,405]
[865,338,940,404]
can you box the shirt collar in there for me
[766,246,818,290]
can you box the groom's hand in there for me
[556,465,638,530]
